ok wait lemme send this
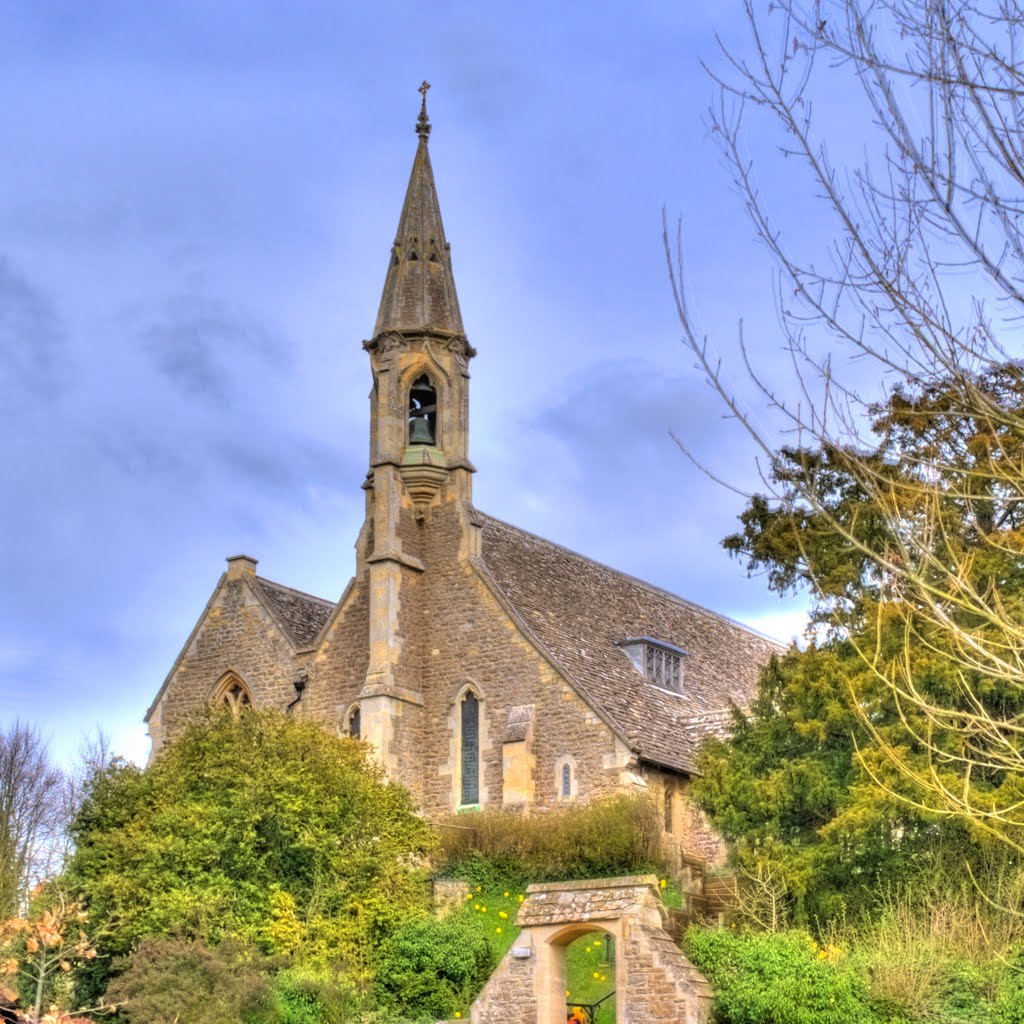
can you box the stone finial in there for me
[226,554,258,579]
[416,80,431,139]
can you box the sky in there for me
[0,1,827,766]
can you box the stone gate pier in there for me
[470,875,713,1024]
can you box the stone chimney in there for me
[225,554,258,579]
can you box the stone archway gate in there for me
[470,875,713,1024]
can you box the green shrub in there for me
[104,935,278,1024]
[684,927,877,1024]
[435,794,664,885]
[66,711,433,1000]
[273,967,365,1024]
[995,947,1024,1024]
[375,916,495,1020]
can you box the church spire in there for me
[373,83,465,338]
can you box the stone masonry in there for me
[471,876,713,1024]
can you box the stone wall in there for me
[470,930,538,1024]
[621,921,714,1024]
[394,501,627,816]
[150,565,308,754]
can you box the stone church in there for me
[145,97,780,860]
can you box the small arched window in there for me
[212,674,253,715]
[664,785,674,833]
[347,704,361,740]
[460,691,480,806]
[555,755,577,801]
[408,374,438,445]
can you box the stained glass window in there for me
[561,762,572,799]
[461,692,480,806]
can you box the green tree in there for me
[670,0,1024,847]
[64,710,433,1000]
[693,375,1024,922]
[693,644,979,925]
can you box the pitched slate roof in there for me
[252,576,335,649]
[473,511,783,775]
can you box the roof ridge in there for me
[473,508,785,648]
[254,574,335,608]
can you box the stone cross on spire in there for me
[373,84,464,338]
[416,80,431,139]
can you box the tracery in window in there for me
[212,674,253,715]
[460,691,480,806]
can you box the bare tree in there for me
[670,1,1024,845]
[0,723,64,917]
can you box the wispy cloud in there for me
[0,255,63,402]
[139,291,287,401]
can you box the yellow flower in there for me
[659,878,667,888]
[566,990,570,998]
[585,946,591,953]
[503,891,509,897]
[476,885,482,892]
[499,911,508,919]
[496,926,502,933]
[592,971,600,979]
[518,894,524,902]
[601,975,607,982]
[465,893,472,900]
[474,904,480,910]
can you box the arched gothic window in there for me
[347,704,361,740]
[408,374,437,445]
[561,763,572,799]
[212,674,252,715]
[460,691,480,806]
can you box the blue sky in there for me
[0,1,817,764]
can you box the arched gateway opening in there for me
[469,876,713,1024]
[557,927,617,1024]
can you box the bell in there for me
[410,378,434,401]
[409,415,435,445]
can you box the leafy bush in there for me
[104,935,277,1024]
[684,927,877,1024]
[374,916,495,1020]
[995,948,1024,1024]
[273,966,364,1024]
[66,710,433,999]
[435,794,664,886]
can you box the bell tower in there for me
[357,85,476,779]
[362,82,476,518]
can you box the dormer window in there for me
[617,637,686,694]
